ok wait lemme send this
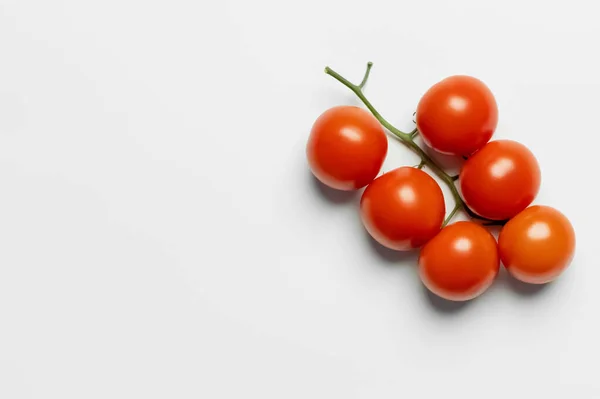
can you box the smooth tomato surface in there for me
[306,106,387,190]
[499,205,575,284]
[360,167,445,251]
[416,75,498,156]
[460,140,541,220]
[418,221,499,301]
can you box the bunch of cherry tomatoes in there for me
[306,62,576,302]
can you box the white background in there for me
[0,0,597,398]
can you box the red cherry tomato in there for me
[499,205,575,284]
[418,221,500,301]
[360,167,445,251]
[460,140,541,220]
[306,106,387,190]
[416,75,498,156]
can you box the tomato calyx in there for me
[324,62,505,227]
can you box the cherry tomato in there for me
[460,140,541,220]
[499,205,575,284]
[416,75,498,156]
[306,106,387,191]
[418,221,499,301]
[360,167,445,251]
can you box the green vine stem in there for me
[324,62,504,227]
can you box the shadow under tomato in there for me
[504,270,550,296]
[418,137,465,176]
[309,172,358,205]
[422,285,472,314]
[363,230,419,266]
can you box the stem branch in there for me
[358,62,373,89]
[324,66,410,141]
[443,204,461,227]
[324,62,500,226]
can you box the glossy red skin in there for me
[419,221,500,301]
[360,167,445,251]
[306,106,388,191]
[416,75,498,156]
[460,140,541,220]
[499,205,575,284]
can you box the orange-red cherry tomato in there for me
[499,205,575,284]
[306,106,387,190]
[460,140,541,220]
[419,221,500,301]
[416,75,498,156]
[360,167,445,251]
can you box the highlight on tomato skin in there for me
[460,140,541,221]
[416,75,498,157]
[360,167,445,251]
[499,205,576,285]
[418,221,500,302]
[306,105,388,191]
